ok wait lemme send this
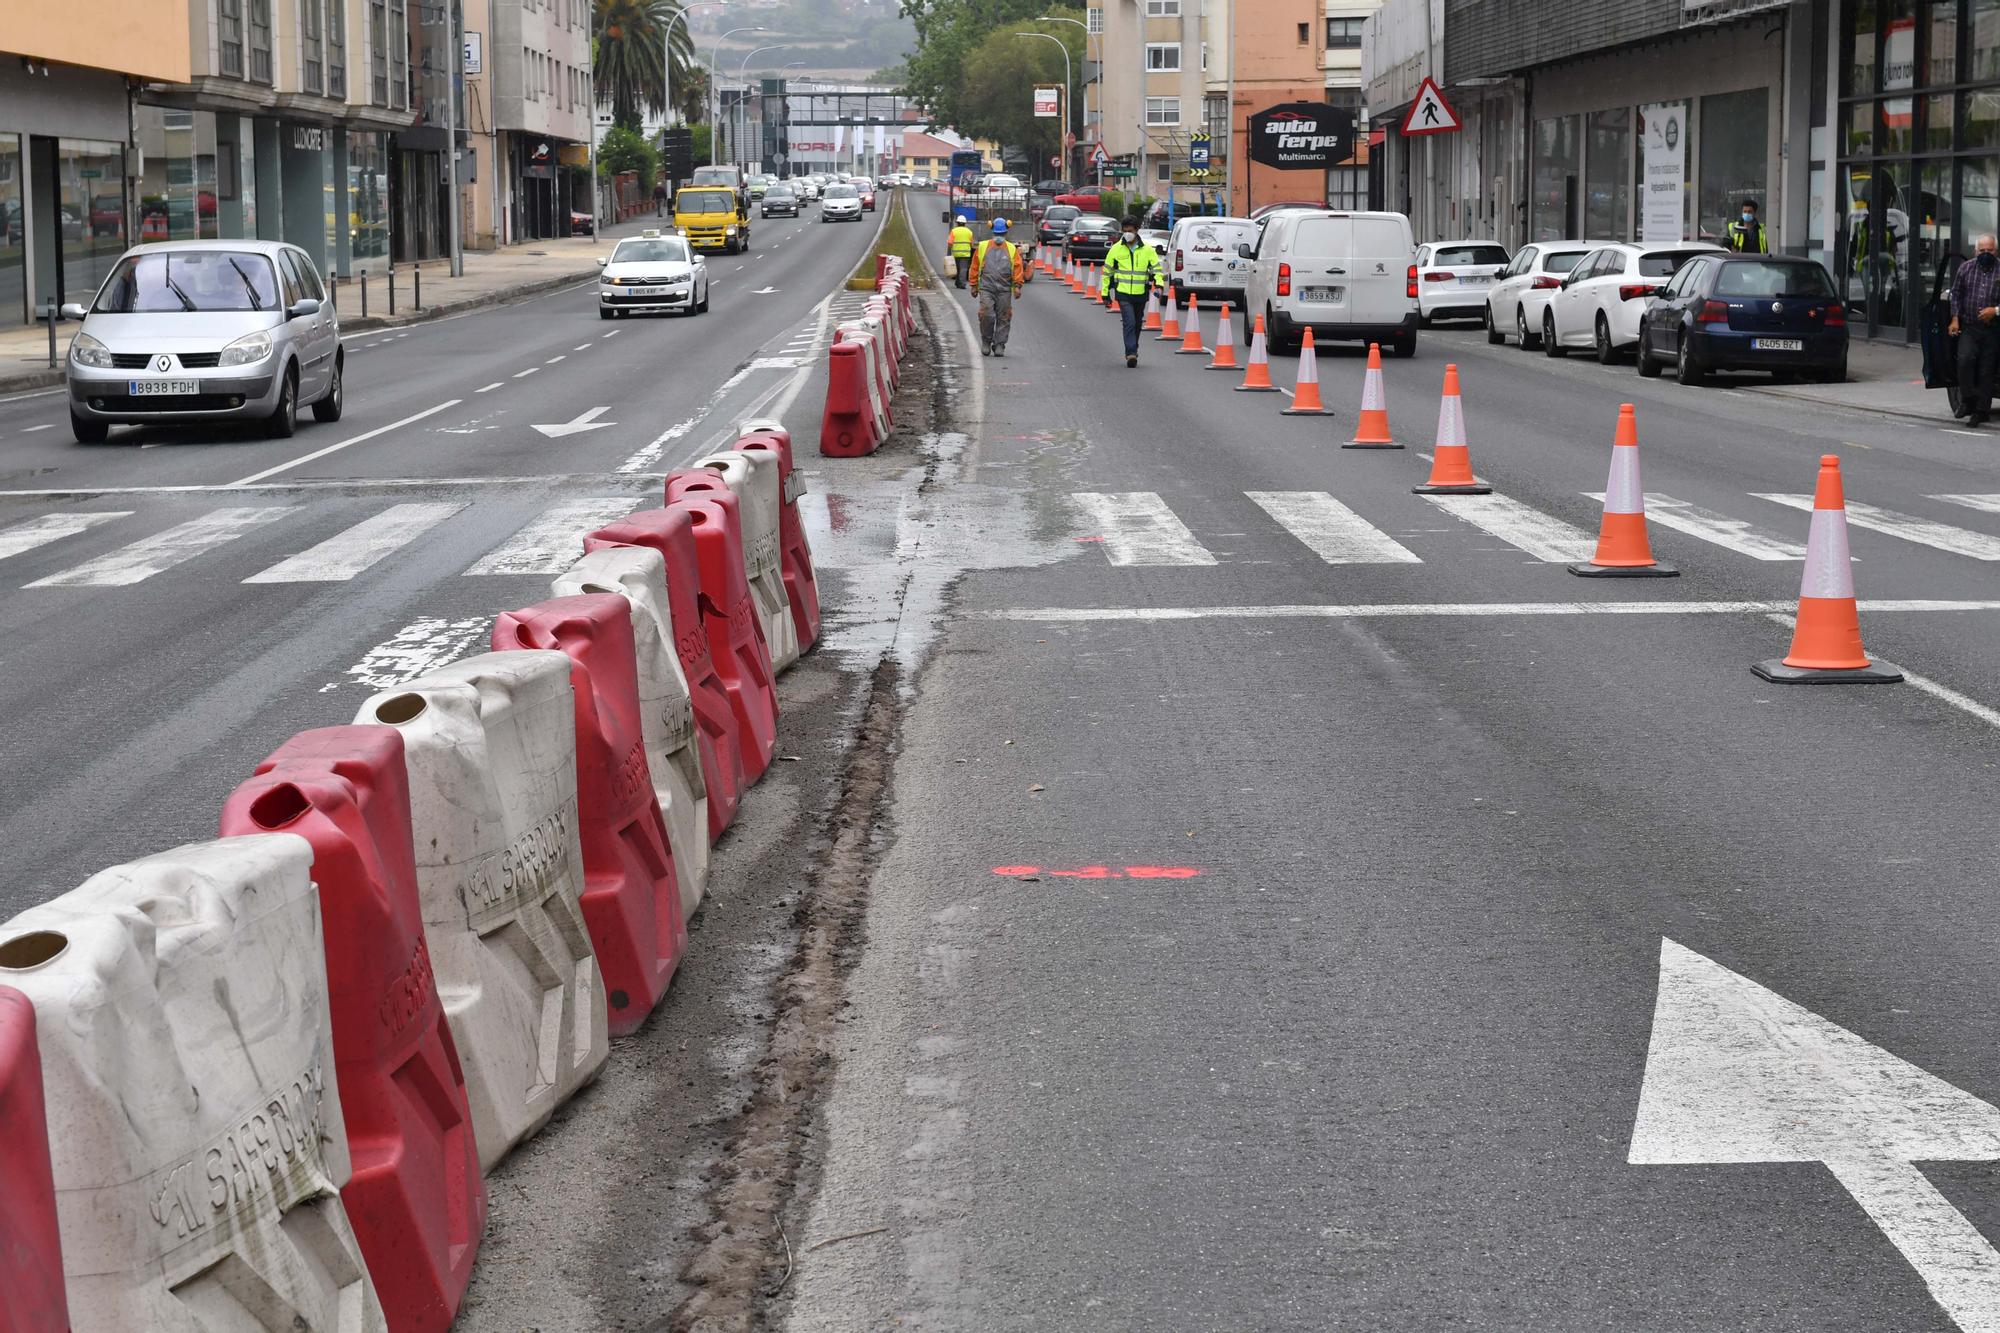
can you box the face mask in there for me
[1741,212,1755,223]
[1123,231,1137,243]
[1981,252,1997,269]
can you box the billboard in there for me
[1034,87,1060,118]
[1246,102,1357,171]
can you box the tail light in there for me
[1821,307,1847,328]
[1406,264,1418,298]
[1530,275,1561,290]
[1423,270,1453,282]
[1618,283,1659,301]
[1175,248,1184,272]
[1697,299,1731,324]
[1277,262,1292,297]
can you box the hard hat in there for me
[991,217,1009,234]
[956,212,970,223]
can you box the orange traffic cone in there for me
[1281,327,1331,415]
[1176,294,1207,354]
[1412,365,1491,494]
[1067,258,1083,293]
[1343,342,1399,448]
[1236,313,1278,392]
[1568,403,1675,576]
[1752,455,1904,683]
[1157,290,1182,342]
[1143,291,1163,331]
[1207,304,1239,370]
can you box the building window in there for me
[249,0,273,82]
[328,0,345,98]
[389,0,408,109]
[1531,113,1579,241]
[1146,43,1180,71]
[1145,96,1180,125]
[1087,7,1102,35]
[1585,106,1632,242]
[1326,18,1365,49]
[1698,87,1767,244]
[1144,0,1179,15]
[219,0,244,78]
[1156,160,1170,181]
[372,1,389,102]
[1201,41,1208,71]
[1298,22,1310,43]
[303,0,323,94]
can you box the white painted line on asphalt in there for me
[1246,491,1421,564]
[225,399,463,487]
[20,423,52,433]
[574,343,593,351]
[602,328,621,337]
[476,381,503,393]
[1422,493,1596,562]
[1765,611,2000,729]
[1945,429,1986,438]
[26,505,294,587]
[1587,492,1807,561]
[462,497,635,575]
[983,599,2000,623]
[513,366,540,378]
[1929,494,2000,513]
[1756,494,2000,560]
[1071,493,1218,566]
[546,354,566,364]
[0,511,130,561]
[323,614,490,693]
[0,387,61,405]
[242,501,468,583]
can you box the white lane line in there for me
[0,511,131,561]
[546,354,566,364]
[1422,493,1596,562]
[513,366,540,378]
[20,424,52,434]
[242,501,468,584]
[1246,490,1421,564]
[462,497,636,575]
[984,599,2000,623]
[1071,492,1217,566]
[1945,429,1987,438]
[1756,494,2000,560]
[323,614,490,693]
[26,506,294,587]
[226,399,462,487]
[476,381,503,393]
[574,343,593,351]
[1765,613,2000,729]
[602,328,621,338]
[1929,494,2000,514]
[1585,492,1806,561]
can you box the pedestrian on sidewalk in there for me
[1952,234,2000,425]
[947,214,975,289]
[654,180,668,218]
[1725,199,1767,254]
[970,217,1025,357]
[1103,215,1163,368]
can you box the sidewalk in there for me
[1737,335,1951,425]
[0,214,660,394]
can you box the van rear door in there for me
[1284,215,1355,317]
[1348,216,1414,325]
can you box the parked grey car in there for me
[62,239,343,443]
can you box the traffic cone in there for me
[1752,455,1904,683]
[1207,303,1239,370]
[1066,257,1081,292]
[1143,291,1163,332]
[1176,294,1207,354]
[1343,342,1399,448]
[1158,290,1182,342]
[1411,365,1491,494]
[1568,403,1675,575]
[1281,327,1331,415]
[1236,313,1278,392]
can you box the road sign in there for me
[1630,938,2000,1331]
[1189,134,1211,172]
[1091,144,1109,166]
[1106,166,1136,179]
[1034,87,1060,119]
[1401,76,1461,136]
[463,31,483,75]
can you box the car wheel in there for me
[1485,304,1505,345]
[1417,310,1433,329]
[1517,307,1540,350]
[1635,327,1662,378]
[599,306,614,320]
[1676,337,1706,386]
[1392,333,1416,359]
[69,410,108,444]
[265,367,298,439]
[1543,312,1566,357]
[310,355,344,423]
[1817,356,1847,385]
[1594,314,1618,365]
[697,285,710,314]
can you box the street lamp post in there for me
[709,26,769,168]
[1036,15,1087,182]
[1014,31,1071,185]
[736,44,789,172]
[664,2,726,128]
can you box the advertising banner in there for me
[1246,103,1357,170]
[1034,87,1061,118]
[1640,102,1687,244]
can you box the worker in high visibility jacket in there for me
[969,217,1026,357]
[1725,198,1768,253]
[947,213,976,288]
[1103,215,1164,367]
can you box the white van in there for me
[1167,216,1258,308]
[1239,210,1418,356]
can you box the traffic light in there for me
[660,128,693,183]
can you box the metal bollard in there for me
[42,301,57,369]
[361,273,369,320]
[388,264,397,316]
[414,266,421,312]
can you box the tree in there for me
[897,0,1073,132]
[955,19,1082,168]
[595,0,698,129]
[675,63,710,127]
[598,125,660,187]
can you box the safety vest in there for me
[971,238,1020,288]
[1103,239,1162,296]
[1726,219,1767,254]
[948,225,975,257]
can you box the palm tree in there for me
[595,0,698,129]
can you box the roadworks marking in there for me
[26,505,294,587]
[0,511,130,562]
[242,501,468,583]
[983,599,2000,622]
[461,497,636,575]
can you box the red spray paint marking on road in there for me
[991,865,1202,879]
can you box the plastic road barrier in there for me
[0,986,67,1333]
[676,452,801,673]
[734,423,821,654]
[837,323,893,427]
[820,341,882,457]
[491,596,690,1037]
[585,509,745,840]
[669,490,780,786]
[357,651,610,1171]
[0,835,387,1330]
[554,545,709,919]
[220,726,486,1333]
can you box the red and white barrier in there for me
[666,489,780,787]
[735,421,821,654]
[0,986,66,1333]
[683,450,800,673]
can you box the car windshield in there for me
[1638,249,1710,277]
[679,193,734,213]
[1045,207,1080,222]
[767,186,795,197]
[1714,260,1837,298]
[691,170,736,186]
[1434,244,1508,266]
[1543,250,1589,274]
[1075,218,1117,232]
[612,238,690,264]
[93,250,281,313]
[825,185,858,198]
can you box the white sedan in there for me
[597,231,709,319]
[1484,239,1598,348]
[1415,240,1509,325]
[1543,241,1721,362]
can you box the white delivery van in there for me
[1239,210,1419,356]
[1168,216,1259,309]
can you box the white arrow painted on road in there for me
[531,406,616,439]
[1630,938,2000,1331]
[753,286,779,294]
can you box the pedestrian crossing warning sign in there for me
[1401,77,1461,136]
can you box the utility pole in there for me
[445,0,463,275]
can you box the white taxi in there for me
[596,230,710,319]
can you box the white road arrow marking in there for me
[532,405,616,439]
[753,286,779,294]
[1630,938,2000,1331]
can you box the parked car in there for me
[981,173,1025,196]
[761,183,800,217]
[569,209,595,236]
[1636,253,1848,384]
[63,239,342,443]
[1035,179,1072,197]
[1064,213,1120,262]
[1415,240,1509,325]
[596,230,709,320]
[821,183,864,222]
[1240,210,1419,356]
[1167,215,1258,308]
[1543,241,1721,362]
[1053,184,1109,213]
[1484,239,1598,348]
[1038,203,1082,246]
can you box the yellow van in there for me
[674,185,750,254]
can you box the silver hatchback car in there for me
[63,239,343,443]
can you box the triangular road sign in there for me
[1402,76,1461,136]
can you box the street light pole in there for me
[736,44,788,172]
[709,26,768,168]
[664,2,726,129]
[1036,15,1087,182]
[1015,31,1070,184]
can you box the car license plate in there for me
[1752,337,1803,351]
[1189,272,1215,283]
[1460,275,1489,285]
[129,379,199,396]
[1298,286,1343,302]
[635,286,670,295]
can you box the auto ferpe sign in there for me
[1246,102,1357,171]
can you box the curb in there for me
[1735,381,1955,427]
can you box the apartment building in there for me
[473,0,593,244]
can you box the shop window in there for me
[1531,114,1578,242]
[1851,0,1879,92]
[1975,0,2000,81]
[1698,88,1767,245]
[329,0,346,99]
[1925,0,1958,83]
[1918,158,1955,281]
[1926,92,1954,151]
[135,106,220,243]
[1881,98,1915,156]
[0,134,22,325]
[1846,100,1874,157]
[1585,107,1631,242]
[1964,89,2000,147]
[348,132,389,262]
[1966,156,2000,252]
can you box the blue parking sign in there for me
[1190,135,1211,171]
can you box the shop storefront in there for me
[1,63,134,325]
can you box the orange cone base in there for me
[1341,439,1403,449]
[1207,360,1238,371]
[1175,347,1209,355]
[1752,657,1904,684]
[1281,404,1332,416]
[1413,479,1491,495]
[1235,383,1281,393]
[1568,558,1678,577]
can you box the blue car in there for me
[1636,253,1848,385]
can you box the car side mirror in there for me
[58,302,87,321]
[288,297,321,318]
[1237,243,1254,258]
[596,256,607,268]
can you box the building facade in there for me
[484,0,593,243]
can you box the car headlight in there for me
[218,330,272,367]
[726,226,739,235]
[69,331,112,368]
